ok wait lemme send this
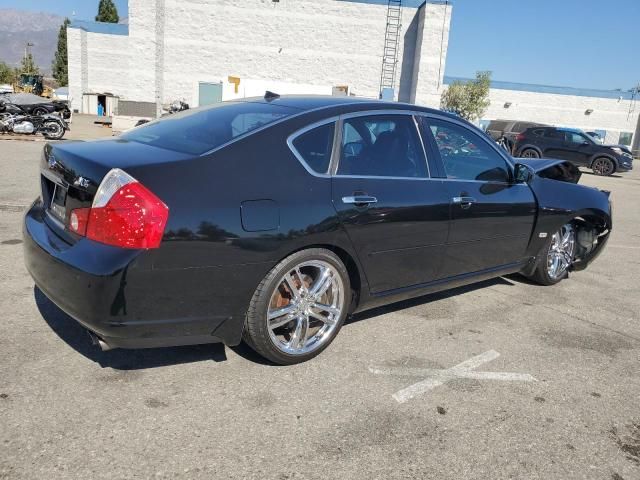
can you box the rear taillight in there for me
[516,133,525,142]
[69,168,169,249]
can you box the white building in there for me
[67,0,639,153]
[67,0,451,121]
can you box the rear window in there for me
[487,120,508,132]
[121,101,301,155]
[512,122,537,133]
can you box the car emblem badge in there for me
[47,155,57,169]
[74,176,90,188]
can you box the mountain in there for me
[0,9,65,75]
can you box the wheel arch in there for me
[517,144,543,157]
[275,243,366,314]
[589,153,618,170]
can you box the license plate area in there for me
[49,183,67,223]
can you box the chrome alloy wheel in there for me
[267,260,344,355]
[546,224,576,280]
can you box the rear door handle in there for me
[342,195,378,206]
[452,196,476,209]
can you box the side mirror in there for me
[514,163,534,184]
[582,141,590,146]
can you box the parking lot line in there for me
[370,350,537,404]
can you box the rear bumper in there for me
[23,200,253,349]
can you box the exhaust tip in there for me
[87,331,113,352]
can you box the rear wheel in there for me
[592,157,615,176]
[42,121,65,140]
[527,223,576,286]
[243,248,350,365]
[521,148,540,159]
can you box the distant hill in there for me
[0,9,65,75]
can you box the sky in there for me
[1,0,638,91]
[445,0,640,91]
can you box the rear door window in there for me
[336,114,428,178]
[121,101,300,155]
[290,122,335,175]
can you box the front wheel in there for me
[42,121,65,140]
[243,248,350,365]
[592,157,615,176]
[527,223,576,286]
[520,148,540,159]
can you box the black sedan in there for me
[0,95,71,119]
[23,95,612,364]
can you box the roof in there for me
[234,94,448,115]
[444,75,635,101]
[69,20,128,36]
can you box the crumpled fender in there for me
[519,159,612,274]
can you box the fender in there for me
[517,159,611,275]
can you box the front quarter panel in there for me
[525,175,612,271]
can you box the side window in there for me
[428,119,511,183]
[545,129,564,140]
[566,132,588,144]
[291,123,335,175]
[337,114,428,178]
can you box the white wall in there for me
[67,27,130,113]
[159,0,444,106]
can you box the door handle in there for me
[342,195,378,206]
[452,196,476,209]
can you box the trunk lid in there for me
[40,139,192,240]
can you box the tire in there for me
[520,148,540,159]
[591,157,615,176]
[526,223,576,286]
[243,248,351,365]
[42,121,65,140]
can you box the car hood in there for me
[514,157,564,172]
[515,157,582,184]
[604,144,632,153]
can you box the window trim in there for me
[420,113,516,184]
[331,109,432,180]
[286,116,339,178]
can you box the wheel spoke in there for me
[309,307,338,326]
[309,267,333,299]
[311,302,341,316]
[289,316,308,350]
[283,273,302,300]
[268,304,297,329]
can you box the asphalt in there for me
[0,139,639,480]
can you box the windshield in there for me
[121,101,301,155]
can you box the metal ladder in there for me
[379,0,403,98]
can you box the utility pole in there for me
[24,42,35,73]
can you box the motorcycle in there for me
[134,99,190,127]
[0,110,69,140]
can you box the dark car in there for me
[485,119,546,152]
[23,96,612,365]
[0,94,71,119]
[514,126,633,176]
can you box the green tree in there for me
[52,18,71,86]
[0,61,14,84]
[20,52,40,75]
[95,0,119,23]
[440,71,492,122]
